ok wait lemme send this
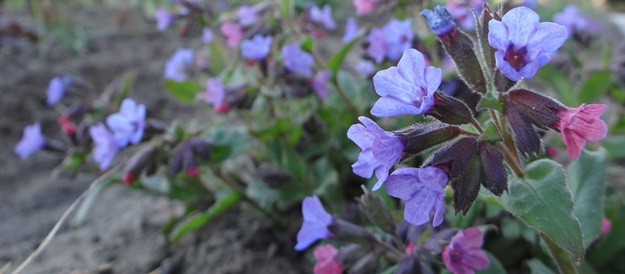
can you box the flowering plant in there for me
[11,0,624,273]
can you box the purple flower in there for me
[155,7,175,31]
[237,5,259,27]
[357,60,375,78]
[46,75,72,106]
[442,228,490,274]
[202,28,214,44]
[282,42,314,77]
[347,116,404,191]
[366,28,387,64]
[342,17,359,44]
[106,98,146,148]
[371,48,441,117]
[310,5,337,31]
[488,7,567,81]
[204,78,228,112]
[553,5,593,36]
[14,123,45,159]
[164,48,194,82]
[89,124,119,170]
[420,6,455,37]
[446,0,484,31]
[366,18,413,63]
[295,195,334,251]
[312,70,331,100]
[241,35,273,61]
[384,19,413,61]
[385,167,448,226]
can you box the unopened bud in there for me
[502,89,565,157]
[476,3,497,73]
[396,121,462,155]
[185,166,201,178]
[426,137,478,179]
[427,92,475,125]
[479,142,508,195]
[58,115,77,137]
[421,6,487,94]
[358,192,396,234]
[188,138,212,161]
[123,143,158,185]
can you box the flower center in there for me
[504,44,528,71]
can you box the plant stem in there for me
[496,143,524,178]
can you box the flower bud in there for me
[170,138,212,177]
[425,137,478,179]
[476,3,497,73]
[502,89,565,157]
[396,121,462,155]
[427,92,475,125]
[421,6,487,94]
[122,143,158,186]
[358,191,396,234]
[479,142,508,195]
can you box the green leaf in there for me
[207,128,253,163]
[280,0,293,19]
[578,70,612,104]
[567,148,608,248]
[542,236,578,274]
[300,36,314,52]
[476,94,503,112]
[498,159,584,264]
[602,135,625,159]
[327,33,362,79]
[165,81,201,104]
[538,65,577,106]
[171,191,243,243]
[527,259,557,274]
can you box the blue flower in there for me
[312,70,332,101]
[155,7,175,31]
[46,75,73,106]
[347,116,404,191]
[202,28,214,44]
[204,78,229,113]
[310,5,337,31]
[106,99,146,148]
[420,6,456,37]
[89,123,119,170]
[295,195,334,251]
[385,167,448,227]
[164,48,194,82]
[241,35,272,61]
[282,43,314,77]
[14,123,45,159]
[237,5,259,27]
[488,7,567,81]
[342,17,359,44]
[371,49,441,117]
[366,18,413,63]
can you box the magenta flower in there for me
[282,42,314,77]
[385,167,448,227]
[202,28,214,44]
[106,98,146,148]
[241,35,272,61]
[446,0,484,31]
[371,48,441,117]
[347,116,404,191]
[601,218,612,235]
[443,228,490,274]
[89,124,119,170]
[237,5,259,27]
[14,123,45,159]
[312,70,331,100]
[310,5,337,31]
[342,17,359,44]
[313,245,344,274]
[353,0,379,16]
[488,7,568,81]
[155,7,175,31]
[295,195,334,251]
[555,104,608,161]
[164,48,194,82]
[220,22,243,48]
[204,78,229,112]
[46,75,73,106]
